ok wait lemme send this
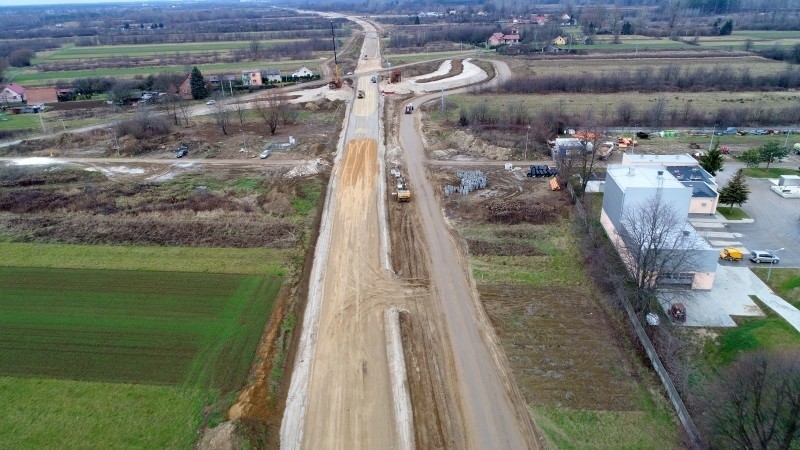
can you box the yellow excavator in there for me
[328,21,342,89]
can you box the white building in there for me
[291,66,313,78]
[601,164,718,290]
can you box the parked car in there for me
[206,100,216,105]
[371,76,377,83]
[750,250,780,264]
[176,148,188,158]
[260,149,271,159]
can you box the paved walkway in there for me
[659,266,800,332]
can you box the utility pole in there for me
[38,110,46,133]
[440,89,445,116]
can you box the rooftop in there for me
[683,181,717,198]
[607,164,687,192]
[623,153,697,166]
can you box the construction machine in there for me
[396,177,411,202]
[328,21,343,89]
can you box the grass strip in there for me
[0,376,207,450]
[0,242,288,276]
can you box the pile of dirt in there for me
[484,198,569,225]
[427,129,512,161]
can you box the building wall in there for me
[689,196,718,215]
[0,89,24,103]
[602,174,692,232]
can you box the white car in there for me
[206,100,216,105]
[750,250,780,264]
[260,149,272,159]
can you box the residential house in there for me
[207,75,221,86]
[261,69,281,83]
[0,83,26,103]
[178,74,193,100]
[543,44,563,53]
[531,14,549,25]
[552,36,567,46]
[622,154,720,214]
[487,27,521,46]
[560,14,572,25]
[242,69,263,86]
[25,87,58,104]
[291,66,313,78]
[601,164,718,290]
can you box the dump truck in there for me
[357,90,365,99]
[720,247,744,261]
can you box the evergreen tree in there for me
[700,143,724,175]
[719,19,733,36]
[621,21,633,35]
[189,66,207,100]
[718,169,750,212]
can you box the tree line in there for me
[497,65,800,95]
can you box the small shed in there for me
[390,70,402,83]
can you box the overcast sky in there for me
[0,0,164,5]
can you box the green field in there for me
[582,31,800,51]
[0,377,207,449]
[0,242,288,275]
[0,267,280,388]
[0,243,284,448]
[0,112,39,132]
[6,59,321,87]
[440,91,800,119]
[36,40,300,61]
[463,220,679,448]
[506,55,788,77]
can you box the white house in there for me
[0,83,26,103]
[600,164,718,290]
[291,66,313,78]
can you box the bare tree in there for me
[249,40,262,60]
[617,101,636,125]
[702,350,800,450]
[210,102,231,135]
[233,99,247,126]
[618,193,705,313]
[254,93,283,135]
[177,97,191,127]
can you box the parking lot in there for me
[692,160,800,267]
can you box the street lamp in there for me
[525,125,531,161]
[766,248,784,283]
[709,124,718,152]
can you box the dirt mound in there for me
[484,199,569,225]
[428,129,512,161]
[198,421,244,450]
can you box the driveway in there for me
[659,266,800,330]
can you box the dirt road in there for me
[395,60,544,449]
